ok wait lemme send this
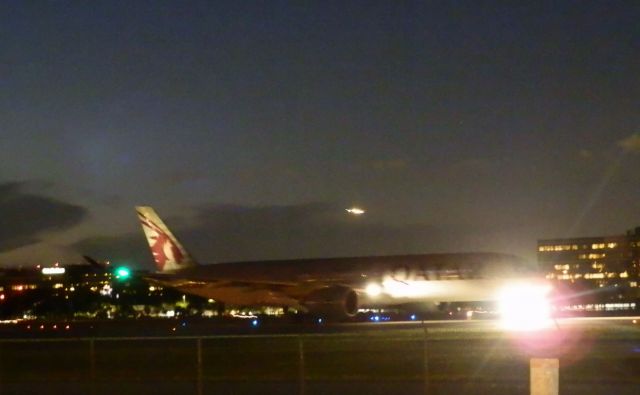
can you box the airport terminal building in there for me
[538,227,640,312]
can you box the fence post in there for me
[423,322,429,394]
[196,338,203,395]
[298,336,305,395]
[89,338,96,395]
[530,358,559,395]
[0,341,3,395]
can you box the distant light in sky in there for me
[346,207,365,215]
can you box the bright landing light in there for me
[498,283,553,331]
[365,283,382,297]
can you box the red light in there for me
[65,325,70,330]
[0,294,5,300]
[52,325,57,330]
[39,325,44,330]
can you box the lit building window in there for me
[540,245,578,252]
[619,272,629,278]
[607,243,618,249]
[559,303,636,312]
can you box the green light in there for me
[115,267,131,279]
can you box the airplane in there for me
[136,206,551,326]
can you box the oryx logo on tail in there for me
[136,206,196,272]
[139,215,184,268]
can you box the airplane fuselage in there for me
[147,252,539,309]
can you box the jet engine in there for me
[302,286,359,320]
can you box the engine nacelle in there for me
[302,286,358,320]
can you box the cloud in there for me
[167,169,208,185]
[79,188,123,208]
[72,233,150,266]
[578,149,593,159]
[448,158,495,174]
[71,202,524,269]
[369,159,408,171]
[0,182,88,253]
[176,202,446,263]
[618,133,640,153]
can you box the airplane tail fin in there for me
[135,206,197,272]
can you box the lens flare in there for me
[498,283,553,331]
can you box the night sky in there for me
[1,1,639,268]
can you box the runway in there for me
[4,314,639,337]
